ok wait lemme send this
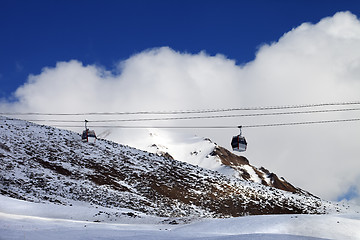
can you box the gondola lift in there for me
[82,120,97,143]
[231,126,247,152]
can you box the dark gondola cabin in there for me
[82,120,97,143]
[231,126,247,152]
[82,129,97,143]
[231,135,247,152]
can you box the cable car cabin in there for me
[231,135,247,152]
[82,129,97,143]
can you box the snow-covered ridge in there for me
[0,116,352,221]
[144,129,307,194]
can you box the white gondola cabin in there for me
[231,126,247,152]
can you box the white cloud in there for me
[2,11,360,203]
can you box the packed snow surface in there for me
[1,195,360,240]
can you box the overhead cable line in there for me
[2,101,360,116]
[36,117,360,129]
[243,118,360,128]
[13,107,360,123]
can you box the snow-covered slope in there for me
[0,116,351,220]
[145,130,238,176]
[142,129,308,193]
[1,195,360,240]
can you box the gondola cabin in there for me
[231,126,247,152]
[82,129,97,143]
[231,135,247,152]
[82,120,97,143]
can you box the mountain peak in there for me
[143,130,307,194]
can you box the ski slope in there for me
[1,195,360,240]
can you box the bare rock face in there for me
[210,146,249,166]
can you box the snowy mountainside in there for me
[144,130,302,193]
[0,117,350,220]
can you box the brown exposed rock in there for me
[211,146,249,166]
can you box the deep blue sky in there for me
[1,0,360,99]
